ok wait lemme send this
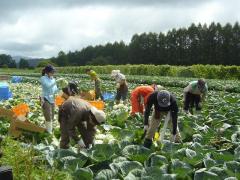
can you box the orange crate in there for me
[55,95,65,106]
[88,101,105,110]
[12,103,30,117]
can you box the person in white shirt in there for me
[183,79,208,114]
[111,70,128,104]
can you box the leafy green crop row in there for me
[1,72,240,93]
[0,76,240,179]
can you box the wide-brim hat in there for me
[90,107,106,124]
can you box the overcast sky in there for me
[0,0,239,58]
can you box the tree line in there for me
[50,22,240,66]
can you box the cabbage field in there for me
[0,75,240,180]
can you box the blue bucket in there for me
[11,76,23,83]
[103,92,115,101]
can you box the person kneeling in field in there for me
[85,69,104,101]
[130,84,164,116]
[183,79,208,114]
[143,90,181,149]
[111,70,128,104]
[59,83,106,149]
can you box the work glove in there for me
[175,133,182,143]
[116,83,120,89]
[88,144,93,150]
[78,139,86,148]
[144,125,148,131]
[171,133,182,143]
[56,78,64,82]
[56,78,68,88]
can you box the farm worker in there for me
[143,90,181,148]
[130,84,164,116]
[86,69,104,100]
[61,81,79,99]
[59,92,106,149]
[183,79,208,114]
[111,70,128,104]
[40,65,58,134]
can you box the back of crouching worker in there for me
[59,96,106,149]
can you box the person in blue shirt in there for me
[40,65,58,134]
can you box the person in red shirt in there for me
[130,85,163,116]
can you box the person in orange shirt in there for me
[130,84,163,116]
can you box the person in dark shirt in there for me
[143,90,181,148]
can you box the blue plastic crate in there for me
[0,82,12,100]
[0,91,12,100]
[103,92,115,101]
[0,86,9,94]
[11,76,23,83]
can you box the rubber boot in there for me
[143,139,152,149]
[45,121,52,134]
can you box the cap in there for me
[157,90,171,107]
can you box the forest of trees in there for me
[50,22,240,66]
[0,22,240,68]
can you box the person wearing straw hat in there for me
[59,84,106,149]
[40,65,58,134]
[130,84,164,116]
[111,70,128,104]
[143,90,182,149]
[86,69,104,100]
[183,79,208,114]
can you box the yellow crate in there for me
[80,90,96,100]
[9,118,46,138]
[0,107,14,120]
